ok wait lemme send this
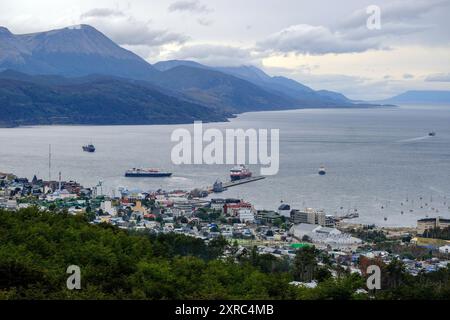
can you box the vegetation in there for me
[349,228,387,243]
[0,74,228,127]
[1,208,450,300]
[422,226,450,240]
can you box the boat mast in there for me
[48,144,52,181]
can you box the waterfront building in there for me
[210,198,226,212]
[290,208,335,227]
[417,216,450,234]
[277,203,291,218]
[256,210,282,224]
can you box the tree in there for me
[293,246,318,282]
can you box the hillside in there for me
[0,71,228,127]
[152,65,299,112]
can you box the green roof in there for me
[290,243,311,249]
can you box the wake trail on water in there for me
[396,135,430,143]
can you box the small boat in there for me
[82,144,95,152]
[125,168,172,178]
[230,165,252,181]
[318,166,326,175]
[428,131,436,136]
[213,180,225,193]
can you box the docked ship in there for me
[125,168,172,178]
[230,165,252,181]
[82,144,95,152]
[318,166,326,175]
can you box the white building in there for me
[289,223,362,246]
[277,203,291,218]
[46,189,76,201]
[439,245,450,254]
[6,199,17,210]
[239,209,255,223]
[210,199,226,212]
[101,200,117,216]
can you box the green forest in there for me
[1,208,449,300]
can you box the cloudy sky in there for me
[1,0,449,99]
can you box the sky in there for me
[0,0,449,99]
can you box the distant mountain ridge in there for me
[0,25,157,79]
[379,90,450,105]
[154,60,353,106]
[0,24,383,127]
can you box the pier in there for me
[207,176,266,193]
[222,176,266,188]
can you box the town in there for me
[1,170,450,288]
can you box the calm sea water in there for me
[1,105,450,227]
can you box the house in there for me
[132,200,148,215]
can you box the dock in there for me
[207,176,266,193]
[222,176,266,188]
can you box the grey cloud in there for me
[168,1,212,14]
[257,24,381,55]
[257,0,450,55]
[168,44,256,66]
[197,18,213,26]
[80,8,125,19]
[425,73,450,82]
[334,0,449,44]
[338,0,449,30]
[403,73,414,79]
[80,14,188,47]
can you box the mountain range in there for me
[4,24,443,127]
[377,90,450,105]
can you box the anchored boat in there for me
[318,166,326,175]
[82,144,95,152]
[125,168,172,178]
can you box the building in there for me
[417,217,450,234]
[290,208,335,227]
[277,203,291,218]
[290,208,316,224]
[256,211,282,224]
[289,223,362,246]
[101,200,118,216]
[224,201,253,216]
[210,198,226,212]
[439,245,450,254]
[238,209,255,223]
[132,201,148,215]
